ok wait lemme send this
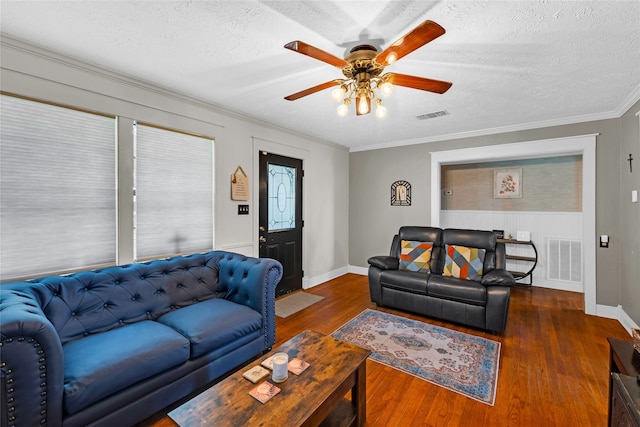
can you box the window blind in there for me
[0,95,116,280]
[134,123,213,260]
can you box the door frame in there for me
[430,133,597,315]
[252,137,309,287]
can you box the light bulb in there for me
[376,104,387,118]
[337,103,348,116]
[380,82,394,97]
[357,95,370,115]
[331,87,344,102]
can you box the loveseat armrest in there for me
[367,256,399,305]
[481,269,515,287]
[216,252,283,349]
[367,256,399,271]
[485,286,511,333]
[0,290,64,427]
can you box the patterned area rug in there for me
[331,309,501,405]
[275,292,324,318]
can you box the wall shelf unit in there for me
[497,239,538,286]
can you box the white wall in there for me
[0,36,350,285]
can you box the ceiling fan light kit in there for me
[284,20,453,117]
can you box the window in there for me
[0,95,116,280]
[134,123,214,260]
[267,163,296,231]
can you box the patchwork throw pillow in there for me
[443,245,486,280]
[399,240,433,272]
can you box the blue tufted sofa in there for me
[0,250,282,427]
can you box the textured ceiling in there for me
[1,1,639,151]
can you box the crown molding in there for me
[350,84,640,153]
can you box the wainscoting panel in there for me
[440,210,583,292]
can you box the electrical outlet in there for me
[600,234,609,248]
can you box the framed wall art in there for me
[391,180,411,206]
[493,168,522,199]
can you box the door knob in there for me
[259,226,265,232]
[259,236,267,243]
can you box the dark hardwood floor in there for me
[144,273,631,426]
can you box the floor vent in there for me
[547,239,582,283]
[416,110,449,120]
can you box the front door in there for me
[258,151,303,297]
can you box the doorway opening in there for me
[430,134,597,314]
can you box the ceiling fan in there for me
[283,19,452,117]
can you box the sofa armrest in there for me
[367,256,399,271]
[0,290,64,427]
[485,286,511,333]
[216,252,283,349]
[481,269,515,287]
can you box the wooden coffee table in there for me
[168,330,371,427]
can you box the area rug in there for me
[331,309,500,405]
[275,292,324,318]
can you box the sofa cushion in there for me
[427,274,487,306]
[380,270,429,295]
[399,240,433,272]
[443,245,486,281]
[23,251,224,345]
[157,298,262,358]
[62,320,190,415]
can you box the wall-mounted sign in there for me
[231,166,249,200]
[391,180,411,206]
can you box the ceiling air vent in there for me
[416,110,449,120]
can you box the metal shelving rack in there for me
[497,239,538,286]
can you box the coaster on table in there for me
[288,358,310,375]
[242,365,270,383]
[261,355,274,370]
[249,381,281,404]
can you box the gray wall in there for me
[442,156,582,212]
[620,102,640,326]
[0,36,350,284]
[350,100,640,325]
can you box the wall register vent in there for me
[547,239,582,283]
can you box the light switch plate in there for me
[632,190,638,203]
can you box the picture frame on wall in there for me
[493,168,522,199]
[391,180,411,206]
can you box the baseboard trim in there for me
[348,265,368,276]
[530,281,584,293]
[303,266,350,289]
[591,304,638,336]
[596,304,620,320]
[617,306,640,335]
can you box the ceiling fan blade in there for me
[386,73,452,94]
[375,20,446,66]
[284,80,343,101]
[284,41,348,68]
